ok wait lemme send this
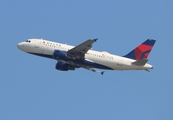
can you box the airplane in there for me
[17,38,156,75]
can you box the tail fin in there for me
[124,39,156,60]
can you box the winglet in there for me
[93,38,98,42]
[101,71,105,75]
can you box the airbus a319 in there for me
[17,38,156,75]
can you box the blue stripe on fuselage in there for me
[28,52,112,70]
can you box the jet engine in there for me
[53,50,67,59]
[55,61,75,71]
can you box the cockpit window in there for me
[26,40,31,42]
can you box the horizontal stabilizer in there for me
[132,59,148,66]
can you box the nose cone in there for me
[17,42,23,50]
[17,42,27,52]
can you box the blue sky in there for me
[0,0,173,120]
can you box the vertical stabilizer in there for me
[124,39,156,60]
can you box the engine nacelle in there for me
[53,50,67,59]
[55,62,75,71]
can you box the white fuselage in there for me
[17,39,153,71]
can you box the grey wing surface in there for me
[67,38,97,60]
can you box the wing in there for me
[67,38,98,60]
[58,59,105,75]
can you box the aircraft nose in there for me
[17,42,24,50]
[17,43,22,49]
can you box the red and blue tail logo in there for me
[124,39,156,60]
